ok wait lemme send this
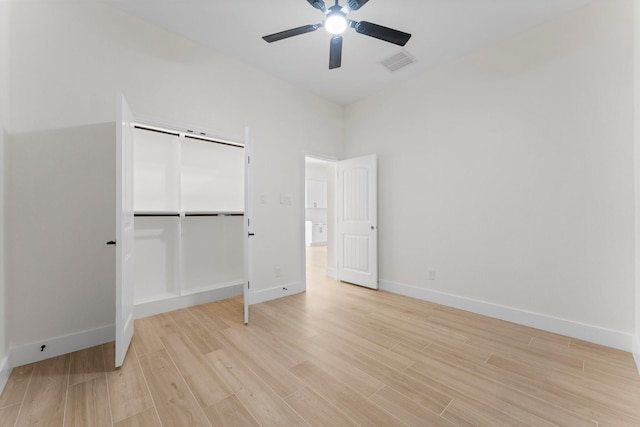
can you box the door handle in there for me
[106,240,116,245]
[248,233,255,237]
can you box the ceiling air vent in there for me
[380,51,415,72]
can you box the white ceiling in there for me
[103,0,594,105]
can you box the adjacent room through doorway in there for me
[304,156,336,282]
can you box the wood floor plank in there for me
[205,297,245,328]
[214,328,305,398]
[486,353,640,425]
[311,324,414,373]
[285,386,359,427]
[291,336,385,398]
[441,398,531,427]
[170,308,224,354]
[425,340,493,365]
[570,338,637,365]
[148,312,182,338]
[112,408,161,427]
[203,395,260,427]
[583,357,640,382]
[14,354,69,427]
[206,348,308,427]
[131,317,166,357]
[467,334,585,372]
[314,336,452,415]
[137,349,210,427]
[103,342,154,423]
[368,309,469,349]
[290,360,406,427]
[223,322,304,370]
[369,386,457,427]
[250,302,317,340]
[0,363,34,408]
[64,376,111,427]
[394,343,595,427]
[319,306,400,349]
[160,333,232,408]
[404,349,599,427]
[68,345,106,386]
[189,303,231,332]
[428,307,534,346]
[0,403,21,426]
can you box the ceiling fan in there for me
[262,0,412,70]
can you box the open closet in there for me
[132,125,245,318]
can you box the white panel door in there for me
[244,132,253,324]
[337,154,378,289]
[115,93,135,367]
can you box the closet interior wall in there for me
[133,127,244,318]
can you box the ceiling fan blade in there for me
[329,35,343,69]
[353,20,411,46]
[341,0,369,13]
[262,24,321,43]
[306,0,327,12]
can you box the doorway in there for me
[302,153,378,293]
[304,156,337,284]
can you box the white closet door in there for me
[115,94,135,368]
[244,135,253,324]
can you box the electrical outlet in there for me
[428,270,436,281]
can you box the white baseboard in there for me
[633,336,640,376]
[379,280,633,352]
[0,354,11,396]
[251,281,305,305]
[134,283,243,319]
[11,323,115,368]
[326,267,337,279]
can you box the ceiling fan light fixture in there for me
[325,12,348,35]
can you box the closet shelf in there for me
[134,211,180,217]
[184,211,244,217]
[134,211,244,217]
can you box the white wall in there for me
[0,0,11,376]
[634,0,640,363]
[7,124,116,353]
[345,0,635,336]
[6,1,343,354]
[0,127,6,368]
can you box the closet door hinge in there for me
[247,281,250,289]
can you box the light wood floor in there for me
[2,246,640,426]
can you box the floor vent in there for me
[381,51,415,72]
